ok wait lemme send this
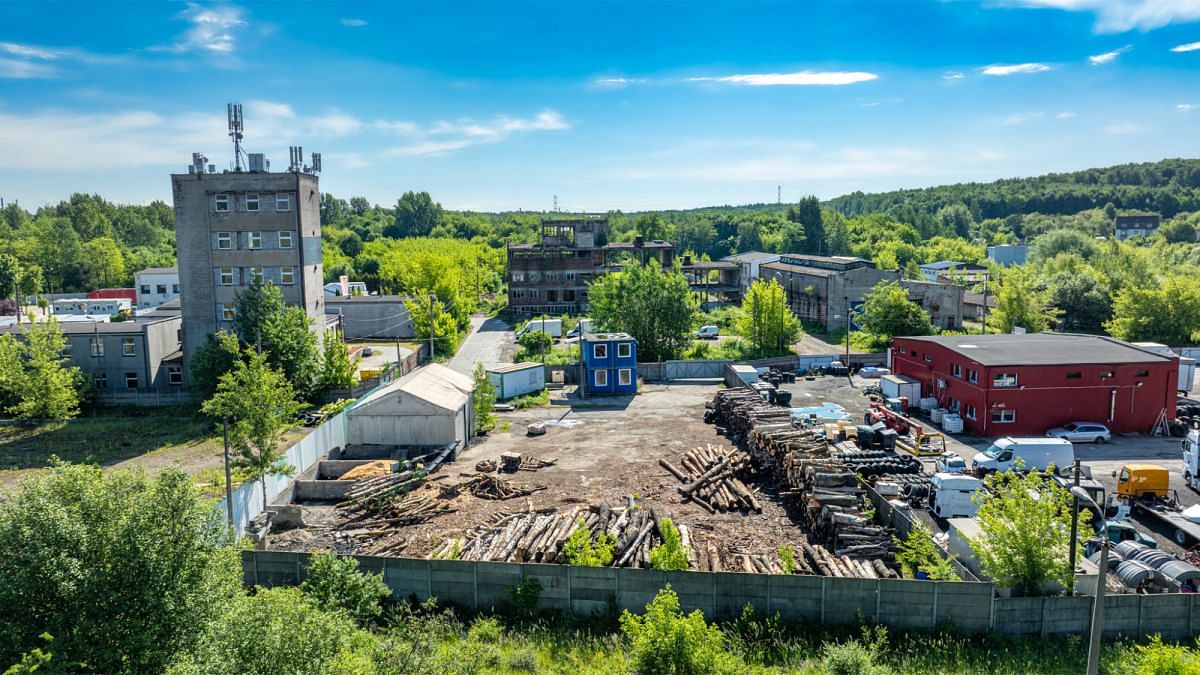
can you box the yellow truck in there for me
[1112,464,1200,546]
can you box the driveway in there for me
[350,343,414,375]
[448,316,513,376]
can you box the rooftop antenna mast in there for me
[553,195,558,213]
[227,102,245,172]
[777,185,781,204]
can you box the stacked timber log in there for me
[707,388,792,441]
[431,497,698,568]
[660,444,761,514]
[518,456,557,471]
[460,473,548,500]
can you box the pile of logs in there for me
[660,444,762,514]
[518,456,557,471]
[431,497,698,568]
[706,388,793,442]
[460,473,547,501]
[338,482,456,531]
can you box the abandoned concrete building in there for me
[506,217,675,315]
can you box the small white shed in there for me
[880,374,921,403]
[488,362,545,400]
[347,363,475,448]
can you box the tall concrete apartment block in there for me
[172,168,324,373]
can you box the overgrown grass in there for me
[0,414,218,472]
[827,328,889,352]
[683,338,794,361]
[507,388,550,409]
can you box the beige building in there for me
[172,156,324,373]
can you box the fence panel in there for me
[993,597,1045,635]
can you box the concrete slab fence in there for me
[242,550,1200,638]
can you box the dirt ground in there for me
[273,382,813,562]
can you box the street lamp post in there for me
[222,416,235,531]
[1068,459,1082,586]
[1068,485,1105,675]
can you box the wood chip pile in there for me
[659,443,762,514]
[706,388,900,579]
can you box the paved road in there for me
[351,344,413,374]
[448,316,513,375]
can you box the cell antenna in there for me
[310,152,321,174]
[553,195,558,213]
[227,102,245,172]
[777,185,781,204]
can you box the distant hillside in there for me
[825,158,1200,220]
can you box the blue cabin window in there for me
[593,344,607,359]
[595,369,608,387]
[619,368,632,386]
[618,343,631,358]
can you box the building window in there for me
[593,344,607,359]
[278,231,293,249]
[168,367,183,386]
[949,398,960,412]
[951,363,962,378]
[94,373,107,389]
[219,268,234,285]
[221,304,234,321]
[1066,372,1082,380]
[217,232,233,250]
[281,266,295,285]
[619,368,632,386]
[245,193,260,212]
[595,369,608,387]
[618,343,631,359]
[1136,370,1150,377]
[923,354,932,363]
[122,337,136,356]
[156,284,167,294]
[140,284,150,294]
[248,231,262,250]
[965,405,977,420]
[90,337,104,357]
[124,372,139,390]
[993,372,1018,388]
[991,409,1016,424]
[249,267,264,285]
[1100,370,1114,378]
[172,284,179,293]
[60,342,73,357]
[214,194,229,212]
[276,193,291,211]
[968,369,979,384]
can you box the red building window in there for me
[991,409,1016,424]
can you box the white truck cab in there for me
[1183,429,1200,491]
[972,436,1074,476]
[930,473,984,519]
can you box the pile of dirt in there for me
[340,460,396,480]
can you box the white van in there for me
[695,325,719,339]
[930,473,984,519]
[971,436,1074,476]
[515,318,563,340]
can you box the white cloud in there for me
[340,18,367,27]
[0,57,56,78]
[1172,41,1200,52]
[1089,45,1132,64]
[590,77,648,89]
[981,63,1053,75]
[1012,0,1200,33]
[376,110,570,156]
[1002,112,1045,125]
[1105,121,1143,133]
[943,71,966,80]
[1177,103,1199,111]
[155,3,247,55]
[0,42,63,60]
[689,70,878,86]
[1056,111,1076,119]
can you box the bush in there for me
[563,519,616,567]
[301,551,391,626]
[822,624,888,675]
[1111,635,1200,674]
[650,519,689,571]
[619,585,738,674]
[509,578,542,615]
[778,545,797,575]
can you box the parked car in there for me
[934,452,968,475]
[695,325,719,339]
[362,346,374,356]
[1046,422,1111,444]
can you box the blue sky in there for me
[2,1,1200,212]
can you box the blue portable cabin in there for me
[582,332,638,394]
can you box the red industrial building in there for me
[890,334,1178,436]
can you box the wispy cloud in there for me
[154,3,247,56]
[688,71,878,86]
[981,62,1053,76]
[1089,45,1131,64]
[1002,112,1045,125]
[1056,111,1076,119]
[0,41,64,60]
[590,77,649,89]
[340,18,367,27]
[1171,41,1200,52]
[942,71,966,80]
[0,57,56,79]
[1105,121,1143,134]
[1011,0,1200,33]
[245,101,364,138]
[377,110,570,156]
[1178,103,1199,111]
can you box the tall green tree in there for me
[991,267,1058,333]
[471,363,496,433]
[788,196,824,254]
[0,463,240,672]
[81,236,126,288]
[970,468,1086,595]
[233,282,321,398]
[189,331,242,399]
[388,191,443,238]
[318,330,359,392]
[0,320,82,420]
[1106,275,1200,345]
[1047,271,1112,332]
[736,279,802,354]
[633,213,671,241]
[857,280,934,339]
[0,255,18,305]
[588,260,698,362]
[201,349,303,508]
[406,296,461,357]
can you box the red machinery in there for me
[865,402,923,437]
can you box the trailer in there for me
[1130,500,1200,547]
[487,362,546,400]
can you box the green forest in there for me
[6,158,1200,344]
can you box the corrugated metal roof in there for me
[489,362,542,374]
[352,363,473,413]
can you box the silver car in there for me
[1046,422,1111,444]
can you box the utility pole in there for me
[844,296,851,366]
[753,290,760,358]
[428,294,436,361]
[1068,458,1082,589]
[981,274,989,335]
[1087,540,1107,675]
[222,416,234,531]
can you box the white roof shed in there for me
[347,363,475,448]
